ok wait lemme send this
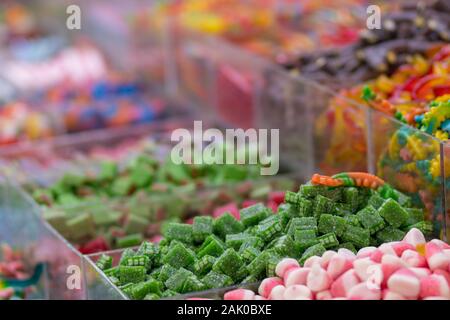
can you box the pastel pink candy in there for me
[320,251,337,269]
[337,248,356,260]
[284,267,310,287]
[409,267,432,279]
[303,256,322,268]
[403,228,426,247]
[327,254,353,280]
[381,259,403,288]
[275,258,300,278]
[333,297,348,300]
[268,285,286,300]
[401,249,427,268]
[213,203,240,219]
[258,277,284,298]
[283,285,312,300]
[420,274,450,299]
[378,243,397,256]
[254,295,267,300]
[382,289,407,300]
[430,239,450,250]
[224,289,255,300]
[387,268,420,299]
[347,282,381,300]
[307,264,332,292]
[423,296,450,300]
[330,269,360,297]
[369,249,383,263]
[357,247,377,259]
[425,242,450,271]
[315,290,333,300]
[353,258,377,281]
[433,270,450,287]
[392,242,415,256]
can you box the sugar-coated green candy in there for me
[286,217,317,236]
[240,203,269,227]
[181,275,205,293]
[247,251,270,277]
[356,205,386,234]
[404,221,433,235]
[225,233,252,251]
[161,289,177,298]
[240,246,261,263]
[131,163,153,188]
[118,266,146,284]
[257,217,282,242]
[158,265,177,283]
[192,216,214,243]
[162,223,193,244]
[299,184,320,198]
[343,214,361,227]
[377,198,409,228]
[277,204,296,227]
[300,184,341,201]
[317,232,339,249]
[241,274,258,284]
[150,267,162,279]
[238,236,264,251]
[197,235,225,258]
[119,283,134,296]
[270,235,297,257]
[162,243,196,269]
[194,255,216,276]
[313,195,335,217]
[116,233,143,248]
[334,203,352,216]
[104,266,120,278]
[119,248,136,265]
[137,241,159,260]
[284,191,301,207]
[165,268,194,292]
[144,293,160,300]
[96,254,112,271]
[297,198,313,217]
[234,265,249,282]
[111,176,133,196]
[376,227,406,243]
[130,278,161,300]
[266,255,282,278]
[368,193,385,209]
[213,213,244,239]
[212,248,243,279]
[318,214,347,237]
[202,271,233,289]
[341,225,370,248]
[294,229,318,251]
[394,190,411,207]
[121,255,151,269]
[92,210,121,227]
[109,276,120,286]
[299,243,326,266]
[404,208,424,227]
[343,187,359,212]
[124,214,149,234]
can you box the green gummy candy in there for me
[247,251,270,277]
[116,233,143,248]
[225,233,252,251]
[240,246,261,263]
[368,193,385,209]
[341,225,370,248]
[241,274,258,284]
[378,199,409,228]
[121,255,151,269]
[162,223,193,244]
[284,191,301,207]
[239,236,264,251]
[212,248,243,279]
[294,229,318,251]
[118,266,146,284]
[181,275,205,293]
[270,235,297,257]
[356,205,386,234]
[194,255,216,276]
[100,161,118,181]
[343,187,359,212]
[317,232,339,249]
[137,241,159,260]
[111,176,133,196]
[318,214,347,237]
[197,235,225,258]
[299,243,326,266]
[257,217,282,242]
[404,208,425,226]
[96,254,112,270]
[297,198,313,217]
[213,213,244,239]
[143,293,160,300]
[202,271,233,289]
[130,278,161,300]
[162,243,196,269]
[165,268,194,292]
[66,213,95,240]
[334,203,352,216]
[313,195,335,217]
[343,214,361,227]
[161,289,177,298]
[119,248,136,265]
[266,255,282,278]
[192,216,214,243]
[376,227,406,243]
[286,217,317,236]
[158,265,177,283]
[404,221,433,235]
[240,203,269,227]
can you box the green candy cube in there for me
[313,195,335,217]
[376,227,406,244]
[299,243,326,266]
[192,216,214,243]
[119,248,136,265]
[104,266,120,278]
[404,221,433,235]
[137,242,159,260]
[266,255,282,278]
[118,266,146,284]
[124,214,149,235]
[161,290,177,298]
[240,203,269,227]
[239,236,264,251]
[213,213,244,239]
[202,271,233,289]
[404,208,425,227]
[194,255,216,276]
[343,214,361,227]
[343,187,359,212]
[130,278,162,300]
[162,243,196,269]
[121,255,151,269]
[247,251,270,277]
[377,199,409,228]
[270,235,297,257]
[119,283,134,296]
[284,191,301,207]
[341,225,370,248]
[143,293,160,300]
[257,217,282,242]
[241,274,258,284]
[356,205,386,234]
[99,161,118,181]
[181,275,205,293]
[286,217,317,236]
[96,254,112,271]
[116,233,143,248]
[240,246,261,263]
[225,233,252,251]
[298,198,313,217]
[162,223,193,244]
[197,235,225,258]
[318,214,347,237]
[294,229,318,251]
[368,193,385,209]
[299,184,320,198]
[165,268,194,292]
[317,232,339,249]
[212,248,243,279]
[66,213,95,241]
[334,203,352,216]
[158,265,177,283]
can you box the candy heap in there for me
[96,172,430,299]
[223,228,450,300]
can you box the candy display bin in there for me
[440,141,450,241]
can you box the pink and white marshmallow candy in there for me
[258,277,284,298]
[224,289,256,300]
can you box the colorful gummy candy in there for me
[223,228,450,300]
[95,172,430,299]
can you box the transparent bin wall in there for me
[442,142,450,241]
[370,109,444,239]
[1,176,86,299]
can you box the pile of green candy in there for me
[96,178,432,299]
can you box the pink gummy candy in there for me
[268,285,286,300]
[283,285,312,300]
[347,282,381,300]
[392,242,415,256]
[275,258,300,278]
[426,242,450,271]
[303,256,322,268]
[320,251,337,269]
[420,274,450,299]
[315,290,333,300]
[369,249,384,263]
[284,267,310,287]
[357,247,377,259]
[224,289,255,300]
[327,254,353,280]
[353,258,377,281]
[258,277,284,298]
[382,289,407,300]
[403,228,426,247]
[387,268,420,299]
[307,264,332,292]
[401,249,427,268]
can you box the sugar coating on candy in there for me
[213,213,244,239]
[341,225,370,248]
[165,268,194,292]
[318,214,346,237]
[239,203,269,227]
[202,271,233,289]
[356,205,385,234]
[377,199,409,228]
[212,248,244,280]
[299,243,326,266]
[317,233,339,249]
[162,243,196,269]
[96,254,112,270]
[376,227,405,243]
[313,195,335,217]
[193,255,216,276]
[119,266,146,284]
[162,222,193,244]
[294,229,318,252]
[192,216,214,243]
